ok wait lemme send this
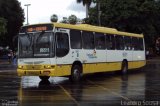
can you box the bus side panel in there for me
[82,62,122,74]
[131,61,146,69]
[51,65,71,76]
[124,51,133,69]
[92,49,106,72]
[107,50,124,62]
[80,49,96,74]
[132,51,146,69]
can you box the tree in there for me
[0,0,24,48]
[68,15,77,24]
[87,0,160,48]
[60,17,68,23]
[0,17,7,34]
[76,0,92,18]
[50,14,58,22]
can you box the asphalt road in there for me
[0,58,160,106]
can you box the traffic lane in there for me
[19,77,127,106]
[145,60,160,101]
[0,60,160,106]
[18,72,147,105]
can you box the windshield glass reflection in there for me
[18,32,54,58]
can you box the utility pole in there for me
[24,4,31,25]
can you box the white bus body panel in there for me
[18,58,54,65]
[96,50,107,63]
[133,51,145,61]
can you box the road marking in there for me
[59,85,80,106]
[53,80,80,106]
[87,80,130,101]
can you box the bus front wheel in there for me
[121,61,128,74]
[39,76,50,80]
[69,65,82,83]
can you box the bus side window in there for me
[139,38,144,50]
[56,32,69,57]
[132,37,139,50]
[95,33,105,50]
[124,36,132,50]
[82,31,95,49]
[70,29,82,49]
[106,34,115,50]
[110,35,116,50]
[106,35,111,49]
[115,35,124,50]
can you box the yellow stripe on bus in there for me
[17,61,146,77]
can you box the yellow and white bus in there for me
[17,23,146,82]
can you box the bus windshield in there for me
[18,32,54,58]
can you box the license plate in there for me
[27,71,40,75]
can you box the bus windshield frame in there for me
[18,31,54,58]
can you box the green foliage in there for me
[0,17,7,34]
[60,17,68,23]
[76,0,93,18]
[50,14,58,22]
[87,0,160,48]
[0,0,24,48]
[92,0,97,3]
[76,0,92,6]
[68,15,77,24]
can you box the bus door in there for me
[55,30,71,76]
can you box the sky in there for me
[18,0,87,25]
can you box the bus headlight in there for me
[18,65,23,69]
[44,65,51,69]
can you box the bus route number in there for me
[40,48,49,53]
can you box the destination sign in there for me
[27,26,47,32]
[20,24,53,33]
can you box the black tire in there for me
[121,61,128,74]
[69,65,82,83]
[39,76,50,80]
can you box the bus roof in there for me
[20,23,143,38]
[53,23,143,38]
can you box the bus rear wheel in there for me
[39,76,50,80]
[69,65,82,83]
[121,61,128,74]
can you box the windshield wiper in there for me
[36,31,45,42]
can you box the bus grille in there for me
[23,65,44,70]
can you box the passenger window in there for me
[106,34,115,50]
[115,36,124,50]
[124,36,132,50]
[139,38,144,50]
[106,35,111,49]
[95,33,105,50]
[56,32,69,57]
[82,31,95,49]
[132,37,139,50]
[70,30,82,49]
